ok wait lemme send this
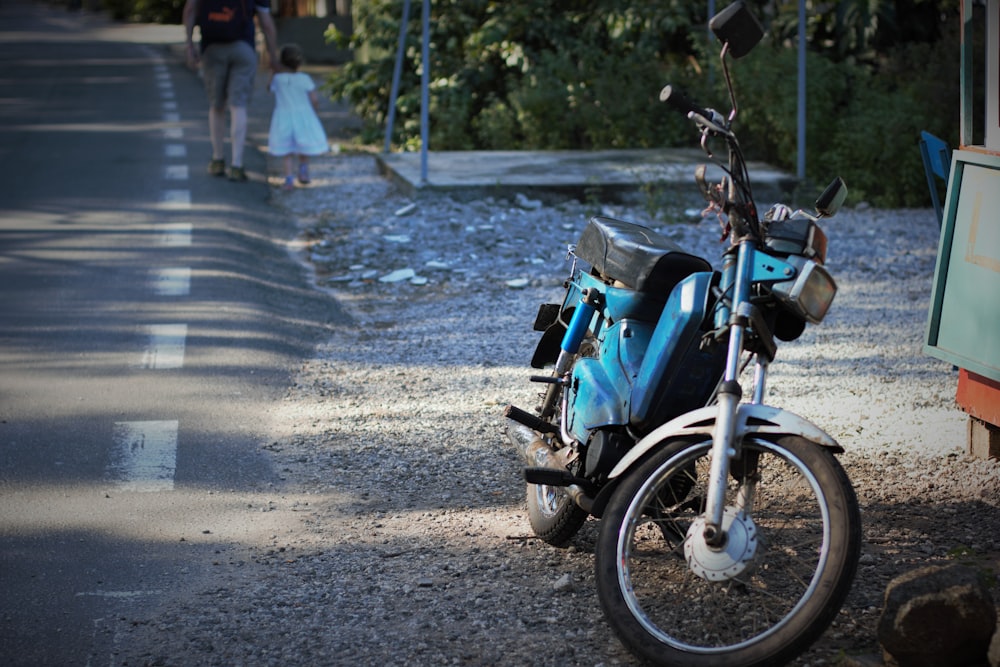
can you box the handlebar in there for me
[659,85,710,118]
[660,83,757,237]
[659,85,729,135]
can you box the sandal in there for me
[227,166,248,182]
[207,159,225,177]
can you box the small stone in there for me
[553,573,574,592]
[505,278,529,289]
[379,268,416,283]
[515,193,542,210]
[395,203,418,216]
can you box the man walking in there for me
[183,0,279,181]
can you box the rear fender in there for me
[608,403,842,481]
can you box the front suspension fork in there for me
[702,242,754,546]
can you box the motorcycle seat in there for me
[576,217,711,295]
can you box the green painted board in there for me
[925,149,1000,382]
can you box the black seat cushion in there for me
[575,217,711,295]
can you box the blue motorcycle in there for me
[504,3,861,665]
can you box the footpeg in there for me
[504,404,559,435]
[524,466,576,487]
[524,467,597,511]
[529,375,568,386]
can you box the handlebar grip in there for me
[659,85,711,120]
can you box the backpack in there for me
[197,0,250,44]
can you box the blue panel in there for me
[567,357,625,439]
[630,273,722,428]
[565,319,654,437]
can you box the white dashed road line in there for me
[156,222,192,246]
[106,420,179,492]
[140,323,187,369]
[111,49,194,492]
[151,267,191,296]
[160,189,191,209]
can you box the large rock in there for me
[878,564,996,667]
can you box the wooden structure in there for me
[924,0,1000,458]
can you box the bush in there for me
[326,0,705,151]
[671,30,959,208]
[329,0,962,208]
[103,0,183,23]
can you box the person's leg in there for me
[229,105,247,168]
[283,155,295,190]
[209,106,226,161]
[201,45,229,176]
[225,41,258,181]
[297,155,310,184]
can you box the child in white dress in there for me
[268,44,328,190]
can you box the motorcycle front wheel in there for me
[595,435,861,667]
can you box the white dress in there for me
[268,72,329,156]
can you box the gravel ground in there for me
[117,153,1000,667]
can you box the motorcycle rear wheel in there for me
[594,435,861,667]
[526,379,588,547]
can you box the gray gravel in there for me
[116,154,1000,667]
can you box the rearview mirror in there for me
[815,177,848,217]
[709,1,764,59]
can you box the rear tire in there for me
[525,371,588,547]
[526,476,588,547]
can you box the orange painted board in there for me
[957,368,1000,426]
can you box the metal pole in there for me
[384,0,410,153]
[420,0,430,183]
[708,0,715,86]
[797,0,806,181]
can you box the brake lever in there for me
[689,110,731,136]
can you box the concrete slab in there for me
[375,148,798,204]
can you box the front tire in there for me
[595,436,861,667]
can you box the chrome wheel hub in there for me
[684,506,758,581]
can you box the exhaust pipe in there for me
[504,416,595,514]
[505,418,560,469]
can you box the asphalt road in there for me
[0,3,344,664]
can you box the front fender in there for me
[608,403,842,480]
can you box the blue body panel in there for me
[630,272,722,431]
[565,272,719,440]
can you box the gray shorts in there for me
[201,40,257,109]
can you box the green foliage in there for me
[327,0,704,151]
[103,0,183,23]
[331,0,961,207]
[723,26,960,207]
[823,24,961,206]
[726,43,851,171]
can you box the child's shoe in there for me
[297,164,310,185]
[207,159,225,177]
[283,176,295,191]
